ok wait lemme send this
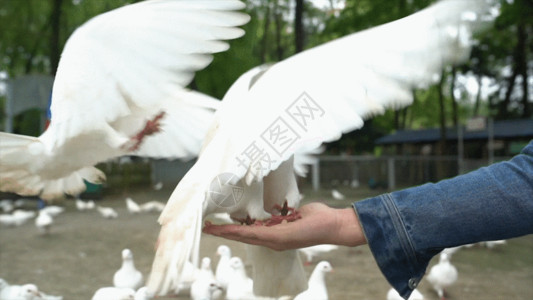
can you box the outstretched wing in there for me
[0,0,249,200]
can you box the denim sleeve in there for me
[353,139,533,300]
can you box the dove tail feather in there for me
[147,193,203,296]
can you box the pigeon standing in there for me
[294,261,333,300]
[114,249,144,291]
[331,189,345,200]
[387,287,424,300]
[125,198,142,214]
[0,282,42,300]
[97,206,118,219]
[191,257,222,300]
[35,210,53,234]
[139,201,166,213]
[215,245,232,291]
[426,253,458,300]
[91,287,135,300]
[225,257,254,300]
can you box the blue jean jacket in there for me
[353,139,533,299]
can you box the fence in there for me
[302,155,511,191]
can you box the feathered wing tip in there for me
[0,132,105,200]
[147,182,204,296]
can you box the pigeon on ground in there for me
[91,287,135,300]
[331,189,345,200]
[225,257,255,300]
[146,0,494,297]
[40,205,65,217]
[0,0,246,201]
[482,240,507,249]
[215,245,232,290]
[139,201,166,213]
[0,200,14,213]
[190,257,222,300]
[298,245,339,265]
[387,287,424,300]
[97,206,118,219]
[125,198,142,214]
[0,209,36,227]
[133,287,153,300]
[0,282,42,300]
[35,210,53,234]
[426,253,458,300]
[294,261,333,300]
[114,249,144,291]
[76,199,95,211]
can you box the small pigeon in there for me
[153,182,163,191]
[97,206,118,219]
[76,199,95,211]
[0,282,42,300]
[331,189,345,200]
[125,198,142,214]
[215,245,232,290]
[133,287,153,300]
[91,287,135,300]
[387,287,424,300]
[191,257,222,300]
[0,213,30,227]
[114,249,144,291]
[294,261,333,300]
[0,200,14,213]
[139,201,165,213]
[426,253,458,300]
[298,245,339,265]
[35,210,54,234]
[40,205,65,217]
[225,257,254,300]
[483,240,507,249]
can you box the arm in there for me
[203,140,533,299]
[356,139,533,298]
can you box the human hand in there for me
[202,202,367,251]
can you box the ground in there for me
[1,187,532,299]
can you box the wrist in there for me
[335,207,367,247]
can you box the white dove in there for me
[294,261,333,300]
[298,245,339,265]
[331,189,345,200]
[215,245,233,290]
[125,198,142,214]
[387,287,424,300]
[426,252,458,300]
[40,205,65,217]
[75,199,95,211]
[35,210,53,234]
[0,282,42,300]
[0,0,249,201]
[190,257,222,300]
[133,287,153,300]
[139,201,166,213]
[91,287,135,300]
[225,257,255,300]
[147,0,493,297]
[114,249,144,291]
[97,206,118,219]
[0,210,35,227]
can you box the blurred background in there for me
[0,0,531,195]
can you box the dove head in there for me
[134,286,153,300]
[316,261,333,273]
[229,257,244,270]
[21,284,41,298]
[439,252,450,263]
[216,245,231,257]
[122,248,133,260]
[201,257,211,270]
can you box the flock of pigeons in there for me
[0,193,508,300]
